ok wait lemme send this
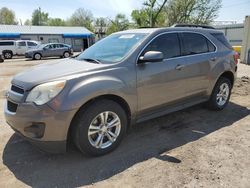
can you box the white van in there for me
[0,40,40,59]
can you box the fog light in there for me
[24,123,45,138]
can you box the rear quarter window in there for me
[0,41,14,46]
[211,33,232,49]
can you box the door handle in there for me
[175,64,185,70]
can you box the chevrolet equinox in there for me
[4,25,238,156]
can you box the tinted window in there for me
[142,33,181,59]
[207,40,216,52]
[27,41,37,46]
[0,41,14,46]
[181,33,210,55]
[211,33,232,49]
[17,41,26,46]
[44,45,53,49]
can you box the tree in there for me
[31,8,49,25]
[67,8,94,31]
[131,0,168,28]
[164,0,222,26]
[0,7,17,25]
[24,19,31,25]
[48,18,65,26]
[106,14,129,35]
[95,17,109,37]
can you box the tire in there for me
[33,53,41,60]
[63,51,70,58]
[207,77,232,111]
[72,99,128,156]
[3,51,13,59]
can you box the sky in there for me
[0,0,250,24]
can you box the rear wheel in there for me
[73,99,127,156]
[207,77,232,110]
[33,53,41,60]
[3,51,13,59]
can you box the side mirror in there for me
[138,51,164,64]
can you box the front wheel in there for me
[33,53,41,60]
[73,99,128,156]
[207,77,232,110]
[63,51,70,58]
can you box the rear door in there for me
[179,32,217,97]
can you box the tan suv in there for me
[4,24,238,156]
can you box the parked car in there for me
[0,53,4,63]
[4,24,237,156]
[25,43,73,60]
[0,40,39,59]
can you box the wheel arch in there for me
[66,94,132,146]
[216,71,235,87]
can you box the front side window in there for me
[76,33,147,63]
[142,33,181,59]
[181,33,211,55]
[44,45,53,49]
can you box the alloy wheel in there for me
[88,111,121,149]
[216,83,230,106]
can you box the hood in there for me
[12,58,111,90]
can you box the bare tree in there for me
[165,0,222,26]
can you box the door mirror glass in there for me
[138,51,163,63]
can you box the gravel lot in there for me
[0,58,250,188]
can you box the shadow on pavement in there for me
[2,102,250,187]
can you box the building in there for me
[214,23,244,46]
[0,25,95,51]
[214,16,250,64]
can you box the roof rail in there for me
[172,24,215,29]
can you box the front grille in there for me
[11,85,24,94]
[7,100,18,113]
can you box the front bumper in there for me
[4,99,76,153]
[25,53,33,58]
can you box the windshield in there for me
[76,33,147,63]
[37,44,47,49]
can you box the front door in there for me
[136,33,189,115]
[16,41,27,55]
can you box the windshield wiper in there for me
[82,58,102,64]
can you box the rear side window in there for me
[0,41,14,46]
[211,33,232,49]
[27,41,37,46]
[17,41,26,47]
[142,33,181,59]
[181,33,212,55]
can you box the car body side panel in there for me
[48,65,138,123]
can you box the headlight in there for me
[26,80,66,105]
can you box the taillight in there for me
[233,51,239,64]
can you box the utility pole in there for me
[38,7,41,25]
